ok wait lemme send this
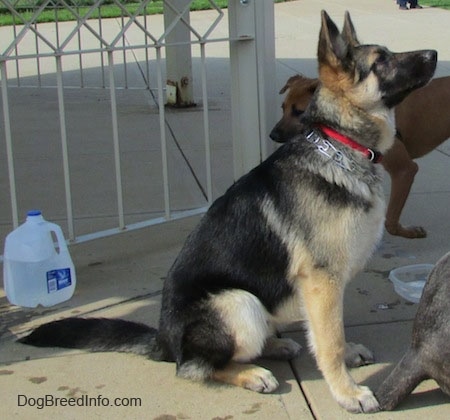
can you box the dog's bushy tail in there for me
[18,317,165,361]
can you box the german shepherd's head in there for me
[271,11,437,152]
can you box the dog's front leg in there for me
[299,271,379,413]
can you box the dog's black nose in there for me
[427,50,438,63]
[269,128,280,142]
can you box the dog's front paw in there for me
[335,385,380,413]
[345,342,374,367]
[241,367,279,393]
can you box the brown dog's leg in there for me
[212,362,279,393]
[299,270,379,413]
[382,138,426,238]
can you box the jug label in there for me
[47,268,72,293]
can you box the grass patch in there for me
[0,0,292,27]
[420,0,450,9]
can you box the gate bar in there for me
[108,50,126,230]
[1,60,19,229]
[200,42,213,203]
[156,46,171,219]
[55,54,75,240]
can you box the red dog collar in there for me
[319,125,383,163]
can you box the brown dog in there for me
[270,75,450,238]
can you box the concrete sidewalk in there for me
[1,1,450,418]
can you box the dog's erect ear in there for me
[318,10,352,71]
[342,11,360,47]
[279,75,303,94]
[279,75,319,95]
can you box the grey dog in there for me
[376,251,450,409]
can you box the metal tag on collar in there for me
[306,130,321,144]
[320,142,355,172]
[306,130,354,171]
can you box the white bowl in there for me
[389,264,434,303]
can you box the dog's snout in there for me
[269,129,284,143]
[420,49,438,82]
[270,124,288,143]
[425,50,438,63]
[269,128,280,142]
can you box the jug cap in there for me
[27,210,42,217]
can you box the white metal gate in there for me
[0,0,276,246]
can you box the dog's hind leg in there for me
[177,356,278,394]
[375,349,426,410]
[299,270,379,413]
[212,361,279,393]
[178,289,280,393]
[209,289,274,363]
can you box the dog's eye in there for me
[375,50,392,66]
[370,52,391,74]
[376,55,387,64]
[291,105,304,117]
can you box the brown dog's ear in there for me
[279,75,302,94]
[279,84,289,94]
[279,75,320,95]
[278,74,315,95]
[342,11,360,47]
[318,10,354,75]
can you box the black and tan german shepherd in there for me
[19,11,437,413]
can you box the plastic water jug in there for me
[3,210,76,307]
